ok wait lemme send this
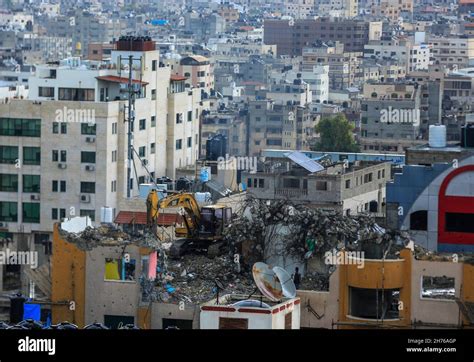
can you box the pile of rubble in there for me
[58,225,162,251]
[224,197,411,264]
[150,255,255,304]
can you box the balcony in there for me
[275,188,308,198]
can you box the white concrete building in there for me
[364,37,430,73]
[0,37,204,257]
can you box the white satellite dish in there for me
[273,266,297,298]
[252,262,283,302]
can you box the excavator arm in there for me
[146,190,201,238]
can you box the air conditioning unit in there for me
[80,194,91,203]
[58,163,67,169]
[30,194,40,201]
[85,165,95,171]
[0,222,8,228]
[86,136,96,143]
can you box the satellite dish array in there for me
[251,262,297,302]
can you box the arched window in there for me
[410,210,428,231]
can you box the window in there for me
[139,119,146,130]
[80,209,96,221]
[259,179,264,188]
[112,150,117,162]
[52,180,66,193]
[23,175,40,193]
[58,88,95,101]
[80,182,95,193]
[152,60,157,71]
[445,213,474,233]
[421,276,455,300]
[176,113,183,124]
[111,180,117,192]
[23,203,40,223]
[151,116,156,127]
[138,146,145,158]
[81,123,96,135]
[283,178,299,188]
[187,111,192,122]
[104,258,136,281]
[316,181,328,191]
[363,173,373,183]
[52,150,58,162]
[0,202,17,222]
[23,147,40,165]
[0,174,18,192]
[151,89,156,100]
[176,139,182,150]
[349,287,400,319]
[345,179,351,189]
[150,143,155,154]
[0,118,41,137]
[81,152,96,163]
[187,137,192,148]
[60,122,67,134]
[0,146,18,164]
[60,150,67,162]
[410,210,428,231]
[52,208,66,220]
[38,87,54,97]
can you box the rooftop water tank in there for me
[429,125,447,148]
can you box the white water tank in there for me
[429,125,447,148]
[100,207,113,224]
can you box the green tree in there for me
[313,114,360,153]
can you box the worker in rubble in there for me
[292,267,301,290]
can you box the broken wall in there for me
[411,258,463,327]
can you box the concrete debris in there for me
[224,197,412,264]
[58,224,163,251]
[144,255,255,304]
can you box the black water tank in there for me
[206,134,227,161]
[461,124,474,148]
[9,294,25,324]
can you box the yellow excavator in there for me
[146,190,232,257]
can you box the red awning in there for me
[170,75,187,81]
[114,211,181,226]
[96,75,148,85]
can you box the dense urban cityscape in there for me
[0,0,472,358]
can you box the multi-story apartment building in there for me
[0,37,203,265]
[369,0,413,22]
[264,18,382,56]
[428,36,474,70]
[281,0,315,18]
[359,82,423,153]
[302,43,363,90]
[166,55,214,94]
[364,37,431,73]
[270,66,330,104]
[247,100,313,155]
[243,156,391,215]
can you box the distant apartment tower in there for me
[428,36,474,70]
[264,18,382,56]
[248,100,313,156]
[359,82,423,153]
[282,0,315,18]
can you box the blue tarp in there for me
[23,303,41,321]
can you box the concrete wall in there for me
[84,244,144,326]
[411,259,463,327]
[297,268,340,329]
